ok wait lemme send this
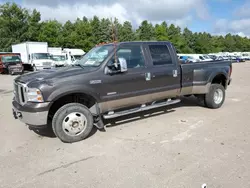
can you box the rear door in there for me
[144,43,181,98]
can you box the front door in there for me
[99,44,152,112]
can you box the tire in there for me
[204,84,225,109]
[32,65,37,71]
[52,103,94,143]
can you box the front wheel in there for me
[204,84,225,109]
[52,103,94,143]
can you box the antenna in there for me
[111,18,118,68]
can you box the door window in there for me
[148,45,173,66]
[107,45,145,70]
[199,56,205,60]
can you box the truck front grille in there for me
[43,62,52,66]
[14,82,27,105]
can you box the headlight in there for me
[27,88,44,102]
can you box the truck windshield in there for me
[73,55,84,60]
[33,53,51,60]
[52,55,66,61]
[2,55,21,63]
[77,45,114,67]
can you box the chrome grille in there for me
[14,82,27,105]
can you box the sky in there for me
[1,0,250,36]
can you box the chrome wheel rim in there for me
[213,88,223,104]
[62,112,87,136]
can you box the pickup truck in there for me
[12,41,232,143]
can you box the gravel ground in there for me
[0,63,250,188]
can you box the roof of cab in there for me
[97,41,172,46]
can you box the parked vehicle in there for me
[12,41,232,143]
[202,54,214,61]
[0,53,23,75]
[179,55,199,63]
[188,54,212,62]
[241,53,250,60]
[12,42,55,71]
[208,55,217,60]
[48,47,67,67]
[236,56,245,62]
[62,48,85,65]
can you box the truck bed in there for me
[180,60,232,95]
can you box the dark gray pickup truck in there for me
[12,41,232,143]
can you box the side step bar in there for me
[103,99,181,119]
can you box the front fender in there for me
[46,84,100,102]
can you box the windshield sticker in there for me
[85,60,96,65]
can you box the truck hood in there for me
[15,66,89,84]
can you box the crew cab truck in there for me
[12,41,232,143]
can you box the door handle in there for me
[173,70,177,77]
[145,72,151,81]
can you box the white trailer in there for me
[12,42,54,71]
[48,47,67,67]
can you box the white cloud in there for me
[22,0,209,29]
[214,18,250,37]
[234,1,250,18]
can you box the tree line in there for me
[1,2,250,53]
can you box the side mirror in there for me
[105,57,128,75]
[118,57,127,73]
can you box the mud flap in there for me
[89,103,105,130]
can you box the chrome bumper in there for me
[12,101,49,127]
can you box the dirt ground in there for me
[0,63,250,188]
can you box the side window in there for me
[199,56,204,60]
[148,45,173,66]
[108,45,145,69]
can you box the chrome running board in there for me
[103,99,181,119]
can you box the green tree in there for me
[26,9,41,41]
[99,18,112,43]
[2,2,250,54]
[167,24,186,52]
[136,20,155,40]
[61,20,75,48]
[38,20,63,47]
[119,21,135,41]
[0,3,30,51]
[155,21,168,41]
[182,27,194,53]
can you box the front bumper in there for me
[35,65,55,70]
[8,65,23,73]
[12,100,50,127]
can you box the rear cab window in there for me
[148,44,173,66]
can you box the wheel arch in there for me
[209,72,228,88]
[47,91,101,123]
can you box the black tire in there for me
[52,103,94,143]
[204,84,225,109]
